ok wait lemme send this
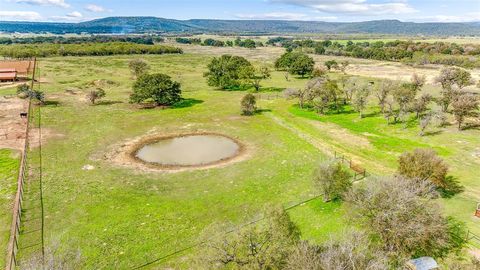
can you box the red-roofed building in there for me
[0,68,17,81]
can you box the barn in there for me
[0,68,17,82]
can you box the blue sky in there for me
[0,0,479,23]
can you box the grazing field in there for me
[2,44,479,268]
[0,150,19,269]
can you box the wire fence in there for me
[467,230,480,249]
[5,98,32,270]
[254,92,283,100]
[333,151,368,182]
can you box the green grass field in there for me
[1,48,478,268]
[0,149,19,268]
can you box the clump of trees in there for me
[204,55,253,89]
[130,73,181,106]
[275,52,315,78]
[240,93,257,116]
[204,55,271,91]
[269,37,480,68]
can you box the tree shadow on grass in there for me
[254,109,272,115]
[423,130,443,137]
[438,176,465,198]
[172,98,204,109]
[42,100,61,107]
[259,87,284,92]
[462,123,480,131]
[96,100,123,106]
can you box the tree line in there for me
[0,35,164,45]
[268,37,480,68]
[0,42,182,58]
[285,64,479,132]
[175,37,263,48]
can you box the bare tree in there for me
[375,79,396,114]
[343,77,358,103]
[196,206,300,269]
[411,93,433,119]
[435,67,473,112]
[419,113,432,136]
[411,73,426,92]
[128,59,150,78]
[86,88,106,105]
[352,82,370,118]
[338,60,350,74]
[346,176,465,261]
[287,232,388,270]
[451,93,479,130]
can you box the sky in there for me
[0,0,479,23]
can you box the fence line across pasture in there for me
[4,58,44,270]
[131,192,325,269]
[4,98,32,270]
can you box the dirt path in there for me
[265,111,389,174]
[0,96,28,150]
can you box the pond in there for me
[135,134,241,167]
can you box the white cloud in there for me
[15,0,70,8]
[269,0,417,16]
[235,12,337,21]
[0,11,42,21]
[417,12,480,23]
[66,11,83,18]
[50,11,85,21]
[236,12,308,20]
[85,4,105,13]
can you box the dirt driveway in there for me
[0,96,28,150]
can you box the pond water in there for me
[135,135,240,166]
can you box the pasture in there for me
[1,44,479,268]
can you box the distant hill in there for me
[1,17,480,36]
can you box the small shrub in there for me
[240,93,256,115]
[398,148,449,188]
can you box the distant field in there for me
[3,44,479,268]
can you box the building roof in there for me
[407,257,439,270]
[0,68,16,73]
[0,72,17,79]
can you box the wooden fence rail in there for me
[5,98,32,270]
[334,151,367,182]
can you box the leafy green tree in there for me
[204,55,253,89]
[313,160,352,202]
[324,60,338,71]
[130,73,181,106]
[128,59,150,78]
[290,53,315,77]
[398,148,449,188]
[240,65,271,92]
[275,52,315,77]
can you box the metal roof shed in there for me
[406,257,439,270]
